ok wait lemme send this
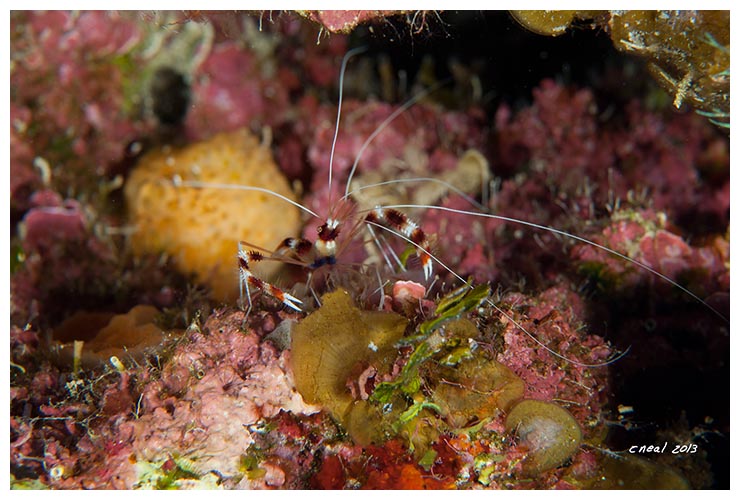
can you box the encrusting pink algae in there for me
[10,11,728,489]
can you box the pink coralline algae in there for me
[10,11,148,196]
[173,12,352,143]
[10,10,728,490]
[12,190,117,325]
[307,100,485,188]
[10,179,187,335]
[417,78,729,292]
[14,309,323,489]
[185,42,291,140]
[297,10,409,34]
[495,286,611,420]
[571,209,729,296]
[301,98,487,230]
[116,310,320,488]
[493,79,729,227]
[21,190,88,254]
[10,103,38,214]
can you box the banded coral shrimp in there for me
[174,41,729,483]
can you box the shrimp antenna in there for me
[381,203,729,324]
[342,77,451,201]
[364,219,630,368]
[171,176,320,219]
[327,46,368,210]
[348,177,487,212]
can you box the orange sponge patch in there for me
[125,129,302,302]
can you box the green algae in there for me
[290,288,408,442]
[432,353,525,428]
[290,285,526,456]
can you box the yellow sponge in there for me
[125,128,302,302]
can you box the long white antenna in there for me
[364,219,630,368]
[171,176,320,219]
[342,80,448,201]
[327,46,367,209]
[379,203,729,324]
[346,177,487,212]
